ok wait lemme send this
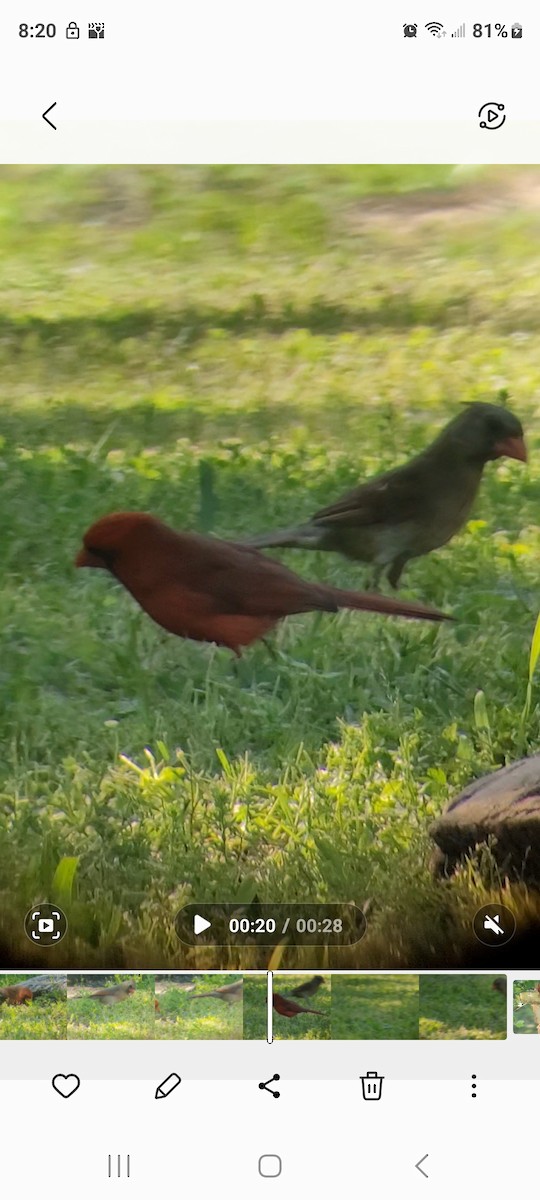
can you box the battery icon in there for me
[512,22,523,37]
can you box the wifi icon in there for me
[425,21,445,36]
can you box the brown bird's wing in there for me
[85,985,131,998]
[190,981,242,998]
[312,457,434,529]
[189,991,221,1000]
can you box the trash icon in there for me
[360,1070,384,1100]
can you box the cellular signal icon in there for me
[452,22,466,37]
[425,21,445,36]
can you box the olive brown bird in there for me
[290,975,325,999]
[74,981,136,1006]
[248,402,527,588]
[75,513,450,656]
[189,980,243,1004]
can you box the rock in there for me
[430,755,540,884]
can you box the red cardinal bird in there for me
[0,986,33,1006]
[273,992,323,1018]
[75,513,449,657]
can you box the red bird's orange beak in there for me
[75,546,106,569]
[494,434,527,463]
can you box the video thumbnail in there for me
[1,166,540,971]
[0,972,507,1040]
[513,979,540,1033]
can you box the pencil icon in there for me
[155,1072,181,1099]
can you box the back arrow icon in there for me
[415,1154,429,1178]
[42,102,57,129]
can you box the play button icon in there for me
[478,102,506,129]
[193,913,212,936]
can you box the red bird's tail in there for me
[327,587,450,623]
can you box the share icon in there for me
[259,1073,280,1098]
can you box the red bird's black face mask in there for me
[75,546,108,569]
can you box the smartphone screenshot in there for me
[0,1,539,1194]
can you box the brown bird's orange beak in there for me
[493,434,527,463]
[75,546,106,569]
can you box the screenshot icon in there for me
[24,905,67,945]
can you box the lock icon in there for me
[66,21,80,39]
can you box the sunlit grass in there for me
[419,975,506,1039]
[332,975,419,1039]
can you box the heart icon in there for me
[52,1073,80,1098]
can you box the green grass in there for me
[0,973,66,1039]
[2,165,540,967]
[419,974,506,1039]
[155,973,242,1039]
[66,973,154,1038]
[243,977,268,1039]
[332,974,419,1038]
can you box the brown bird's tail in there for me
[247,525,323,551]
[326,585,450,624]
